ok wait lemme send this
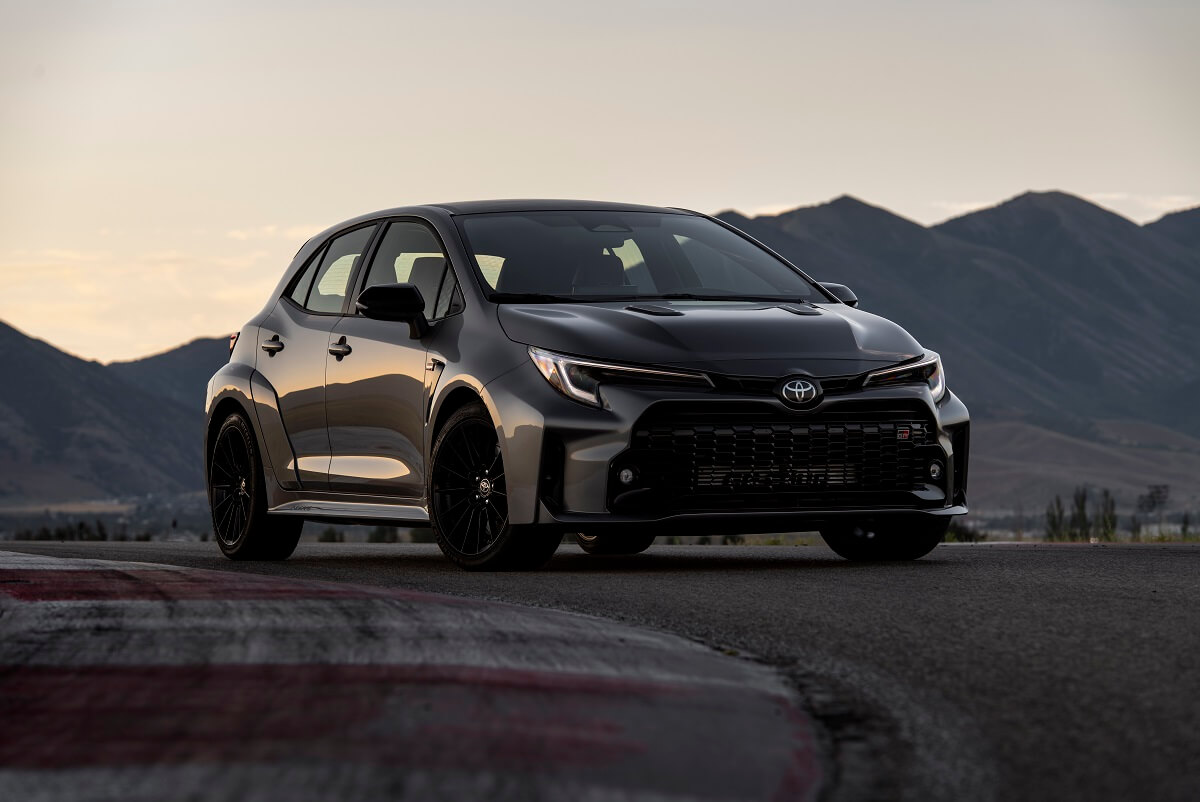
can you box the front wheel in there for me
[430,403,560,570]
[208,412,302,560]
[575,532,657,555]
[819,518,949,561]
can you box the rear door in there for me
[256,223,378,490]
[324,219,463,498]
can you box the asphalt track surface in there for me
[3,541,1198,802]
[0,550,819,801]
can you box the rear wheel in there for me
[575,532,657,555]
[430,403,560,570]
[208,412,302,560]
[819,518,949,561]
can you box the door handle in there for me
[328,336,352,360]
[261,335,284,355]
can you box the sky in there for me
[1,0,1197,362]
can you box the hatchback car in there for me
[205,200,969,569]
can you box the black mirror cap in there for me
[356,283,429,337]
[819,282,859,308]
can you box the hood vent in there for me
[779,304,823,316]
[625,304,684,317]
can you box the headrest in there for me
[408,256,446,310]
[572,252,625,289]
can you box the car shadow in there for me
[277,546,951,576]
[540,548,951,573]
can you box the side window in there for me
[304,225,377,314]
[609,238,656,292]
[433,272,464,319]
[287,246,325,306]
[361,221,460,319]
[475,255,504,289]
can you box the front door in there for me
[324,219,461,498]
[256,223,377,490]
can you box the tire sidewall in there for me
[209,412,263,558]
[429,403,522,569]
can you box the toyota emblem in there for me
[779,377,820,405]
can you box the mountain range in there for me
[720,193,1200,432]
[2,191,1198,513]
[0,326,227,503]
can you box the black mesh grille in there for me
[612,403,939,512]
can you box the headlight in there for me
[528,347,712,408]
[864,352,947,402]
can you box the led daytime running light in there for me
[528,347,711,407]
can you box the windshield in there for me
[455,211,830,302]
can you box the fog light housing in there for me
[618,468,636,485]
[929,460,944,481]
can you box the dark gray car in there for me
[204,200,969,569]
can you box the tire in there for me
[430,403,560,570]
[819,518,949,561]
[575,532,657,555]
[208,412,302,560]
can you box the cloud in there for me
[0,244,290,361]
[226,224,317,242]
[142,250,193,263]
[214,249,271,269]
[1086,193,1199,220]
[743,202,803,218]
[929,200,994,219]
[38,248,111,263]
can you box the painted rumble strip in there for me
[0,552,822,801]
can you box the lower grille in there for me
[611,403,940,512]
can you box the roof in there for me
[425,199,691,215]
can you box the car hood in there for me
[496,300,924,377]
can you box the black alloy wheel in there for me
[210,423,254,548]
[208,412,302,560]
[430,403,560,570]
[432,417,508,557]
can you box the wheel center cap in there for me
[478,478,492,497]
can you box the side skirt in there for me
[269,499,430,525]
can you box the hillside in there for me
[108,336,230,411]
[1145,206,1200,253]
[720,192,1200,434]
[0,321,203,501]
[969,419,1200,513]
[935,192,1200,423]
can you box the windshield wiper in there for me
[489,292,646,303]
[489,291,816,304]
[488,292,587,303]
[643,293,815,303]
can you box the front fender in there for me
[425,363,541,526]
[206,362,299,490]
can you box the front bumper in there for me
[483,360,969,529]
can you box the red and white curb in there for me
[0,551,822,801]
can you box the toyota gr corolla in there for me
[205,200,969,569]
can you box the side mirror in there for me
[356,283,429,338]
[819,282,859,308]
